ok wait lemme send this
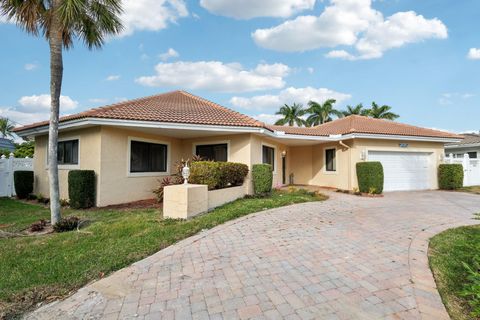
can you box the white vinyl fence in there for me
[445,153,480,187]
[0,153,34,197]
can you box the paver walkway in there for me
[27,191,480,320]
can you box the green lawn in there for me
[429,225,480,320]
[0,190,327,318]
[459,186,480,195]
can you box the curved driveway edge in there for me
[26,191,480,320]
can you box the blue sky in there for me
[0,0,479,134]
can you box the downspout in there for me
[338,140,352,190]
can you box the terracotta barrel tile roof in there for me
[266,115,462,139]
[14,91,461,140]
[14,90,264,132]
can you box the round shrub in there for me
[224,163,249,186]
[189,161,222,190]
[189,161,249,190]
[68,170,96,209]
[438,164,463,190]
[13,170,34,199]
[252,164,273,195]
[356,162,384,194]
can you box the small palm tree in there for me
[368,102,399,120]
[0,117,15,139]
[1,0,123,224]
[342,104,369,117]
[274,103,307,126]
[305,99,342,126]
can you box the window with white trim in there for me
[58,139,79,165]
[262,145,275,170]
[325,148,336,172]
[196,143,228,162]
[130,140,167,173]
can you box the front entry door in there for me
[282,156,286,185]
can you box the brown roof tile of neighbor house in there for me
[266,115,463,139]
[13,90,264,132]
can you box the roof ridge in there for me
[81,90,183,116]
[178,90,265,127]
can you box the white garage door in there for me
[368,151,433,191]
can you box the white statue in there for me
[182,160,190,185]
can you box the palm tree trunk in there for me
[47,1,63,225]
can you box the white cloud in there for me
[18,94,78,112]
[252,113,283,124]
[24,63,38,71]
[230,86,351,111]
[467,48,480,60]
[120,0,188,36]
[200,0,315,19]
[0,107,49,126]
[307,67,314,74]
[106,75,121,81]
[159,48,179,61]
[136,61,290,93]
[439,92,475,106]
[252,0,447,59]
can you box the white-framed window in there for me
[46,136,81,170]
[195,143,228,162]
[262,144,276,173]
[58,139,79,165]
[127,137,170,177]
[325,148,337,172]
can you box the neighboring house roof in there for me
[13,90,461,141]
[0,138,15,151]
[266,115,463,139]
[13,90,264,132]
[445,133,480,148]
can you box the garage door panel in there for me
[368,151,432,191]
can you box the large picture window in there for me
[262,145,275,170]
[196,143,228,162]
[130,140,167,173]
[58,139,79,165]
[325,148,336,172]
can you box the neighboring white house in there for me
[445,133,480,159]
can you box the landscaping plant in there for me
[252,164,273,195]
[13,171,34,199]
[356,161,384,194]
[461,257,480,317]
[438,164,464,190]
[68,170,95,209]
[53,216,80,232]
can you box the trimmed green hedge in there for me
[13,171,34,199]
[438,164,463,190]
[252,164,273,195]
[356,162,384,194]
[68,170,96,209]
[189,161,249,190]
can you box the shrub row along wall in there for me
[356,161,384,194]
[189,161,249,190]
[438,164,464,190]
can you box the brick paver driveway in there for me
[28,191,480,320]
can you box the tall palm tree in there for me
[305,99,342,126]
[342,103,369,117]
[274,103,306,126]
[368,102,399,120]
[1,0,123,224]
[0,117,15,139]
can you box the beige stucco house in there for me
[14,91,462,207]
